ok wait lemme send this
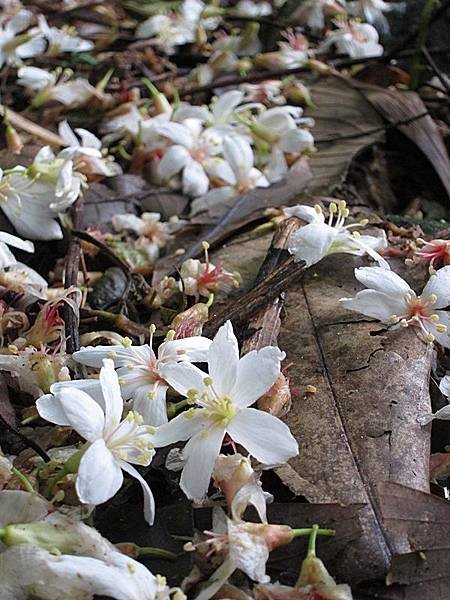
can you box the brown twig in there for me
[422,46,450,95]
[0,414,50,463]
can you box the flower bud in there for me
[171,303,209,338]
[5,124,23,155]
[0,522,81,554]
[282,80,314,107]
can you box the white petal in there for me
[182,160,210,197]
[428,310,450,349]
[57,388,105,442]
[180,427,226,500]
[227,408,298,464]
[76,439,123,505]
[208,321,239,397]
[156,122,193,148]
[279,128,314,153]
[160,361,208,397]
[119,461,155,525]
[158,145,190,180]
[99,359,124,434]
[152,409,206,446]
[74,345,153,369]
[6,10,31,34]
[288,222,337,267]
[158,336,212,363]
[0,231,34,253]
[50,379,105,409]
[58,120,79,147]
[439,375,450,397]
[212,91,244,124]
[36,393,71,426]
[203,157,236,185]
[422,266,450,309]
[283,204,325,224]
[16,35,46,59]
[232,346,284,408]
[354,266,411,295]
[339,289,407,323]
[133,384,168,426]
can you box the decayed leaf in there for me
[303,75,385,195]
[358,84,450,200]
[276,253,433,583]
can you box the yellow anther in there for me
[147,390,156,400]
[329,202,337,213]
[187,389,198,398]
[342,208,350,218]
[202,240,210,251]
[388,314,399,324]
[165,329,175,341]
[121,337,132,348]
[430,314,440,323]
[201,430,209,438]
[126,411,134,422]
[428,294,438,304]
[352,231,361,238]
[424,333,435,343]
[156,575,167,586]
[176,349,187,355]
[149,323,156,334]
[400,319,409,328]
[203,376,213,386]
[127,562,136,574]
[314,204,322,214]
[119,377,126,385]
[107,351,117,358]
[437,324,447,333]
[306,385,317,394]
[359,219,369,227]
[338,200,347,211]
[127,364,134,369]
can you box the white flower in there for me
[235,0,272,16]
[173,90,245,136]
[72,333,212,426]
[0,10,46,67]
[0,147,83,240]
[153,320,298,500]
[256,29,309,71]
[348,0,406,34]
[58,120,122,177]
[320,20,384,58]
[213,453,269,522]
[249,105,314,182]
[157,119,234,197]
[0,262,48,300]
[0,490,167,600]
[340,265,450,348]
[0,230,34,269]
[0,348,67,397]
[102,103,145,138]
[417,375,450,425]
[287,201,389,268]
[36,359,156,524]
[17,66,109,109]
[191,135,269,216]
[179,254,241,298]
[135,0,204,55]
[292,0,346,33]
[36,15,94,54]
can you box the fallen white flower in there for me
[287,201,389,268]
[36,359,156,524]
[417,375,450,425]
[0,10,45,67]
[153,320,298,500]
[340,265,450,347]
[72,331,211,426]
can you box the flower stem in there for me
[11,467,34,493]
[138,546,178,559]
[291,525,335,552]
[167,398,189,419]
[46,443,89,496]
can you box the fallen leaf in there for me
[357,83,450,201]
[304,75,385,195]
[276,254,433,583]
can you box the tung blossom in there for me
[287,201,389,268]
[0,490,169,600]
[417,375,450,426]
[349,0,406,34]
[179,252,242,299]
[340,265,450,347]
[319,19,384,58]
[36,359,157,524]
[191,136,269,216]
[157,119,234,197]
[72,332,212,426]
[153,320,298,500]
[58,120,122,178]
[0,9,45,67]
[35,14,94,54]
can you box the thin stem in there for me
[137,546,178,559]
[291,527,335,542]
[307,524,319,557]
[11,467,34,493]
